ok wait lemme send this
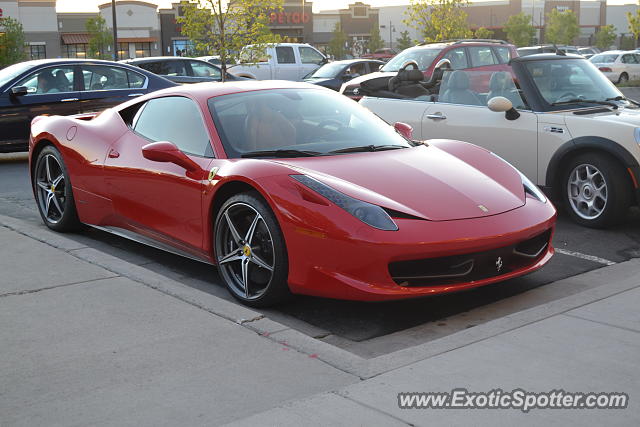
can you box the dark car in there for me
[121,56,243,84]
[303,59,384,91]
[0,58,176,153]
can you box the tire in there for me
[33,145,82,232]
[618,72,629,84]
[560,152,631,228]
[214,192,290,307]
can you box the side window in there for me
[127,71,146,88]
[494,46,511,64]
[163,61,187,76]
[80,65,130,91]
[133,96,212,157]
[299,46,324,64]
[442,48,468,70]
[622,54,637,64]
[346,62,367,77]
[468,46,498,67]
[14,67,75,95]
[276,46,296,64]
[137,61,162,75]
[189,61,221,79]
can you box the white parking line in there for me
[555,248,616,266]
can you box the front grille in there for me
[389,229,551,287]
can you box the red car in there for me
[361,48,397,62]
[29,81,555,306]
[342,39,518,99]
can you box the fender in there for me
[545,136,640,204]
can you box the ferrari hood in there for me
[277,145,526,221]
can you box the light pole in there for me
[381,20,395,49]
[111,0,118,61]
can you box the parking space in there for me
[2,153,639,357]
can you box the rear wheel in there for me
[214,192,290,307]
[561,153,630,228]
[618,72,629,84]
[33,145,82,232]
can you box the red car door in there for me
[103,96,214,253]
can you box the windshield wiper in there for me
[241,149,321,158]
[328,145,408,154]
[551,98,618,109]
[606,95,640,107]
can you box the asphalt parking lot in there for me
[2,152,639,357]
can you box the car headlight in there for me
[634,128,640,144]
[490,152,546,203]
[520,170,547,203]
[291,174,398,231]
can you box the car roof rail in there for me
[451,39,509,45]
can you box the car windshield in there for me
[590,54,618,63]
[208,88,411,158]
[308,63,345,78]
[382,48,441,72]
[0,62,36,89]
[523,59,624,107]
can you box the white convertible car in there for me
[360,53,640,228]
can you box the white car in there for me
[360,54,640,228]
[227,43,327,81]
[590,50,640,83]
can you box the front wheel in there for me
[214,192,290,307]
[561,153,630,228]
[33,145,82,232]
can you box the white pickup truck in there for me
[228,43,327,81]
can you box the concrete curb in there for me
[2,213,639,379]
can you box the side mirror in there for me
[11,86,28,97]
[487,96,520,121]
[142,141,201,175]
[342,73,353,81]
[320,57,329,65]
[394,122,413,140]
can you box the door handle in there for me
[128,93,144,97]
[61,98,79,102]
[426,113,447,120]
[108,148,120,159]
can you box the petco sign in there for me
[269,11,310,25]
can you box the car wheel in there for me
[561,153,630,228]
[618,72,629,84]
[33,145,82,232]
[214,192,290,307]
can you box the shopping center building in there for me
[1,0,639,61]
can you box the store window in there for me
[135,42,151,58]
[63,44,88,58]
[172,39,194,56]
[29,45,46,60]
[118,43,130,60]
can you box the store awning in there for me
[61,33,90,44]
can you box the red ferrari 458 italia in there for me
[29,81,556,306]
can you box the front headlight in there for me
[520,171,547,203]
[291,174,398,231]
[490,152,546,203]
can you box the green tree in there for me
[594,25,617,51]
[504,12,535,47]
[627,5,640,48]
[86,16,113,60]
[403,0,472,43]
[545,9,579,45]
[178,0,283,81]
[474,27,494,39]
[395,30,413,51]
[327,22,347,59]
[367,24,385,52]
[0,17,26,67]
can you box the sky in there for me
[54,0,637,13]
[55,0,411,13]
